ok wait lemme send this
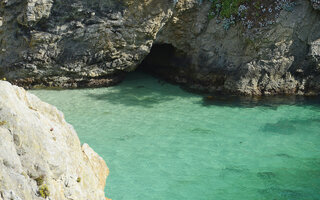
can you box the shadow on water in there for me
[261,118,320,135]
[87,85,174,108]
[87,71,320,109]
[190,128,215,135]
[275,153,293,159]
[202,95,320,109]
[86,72,196,108]
[256,166,320,199]
[257,172,276,180]
[219,166,249,179]
[259,187,304,200]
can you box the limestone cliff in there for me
[0,0,319,95]
[0,81,108,200]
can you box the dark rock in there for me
[0,0,319,95]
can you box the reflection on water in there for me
[31,72,320,200]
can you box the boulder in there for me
[0,81,109,200]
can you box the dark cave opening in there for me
[137,43,177,73]
[136,43,227,94]
[136,43,192,86]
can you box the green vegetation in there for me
[35,176,44,186]
[208,0,296,30]
[221,0,246,18]
[38,184,50,198]
[35,176,50,198]
[0,121,7,126]
[209,0,248,19]
[77,177,81,183]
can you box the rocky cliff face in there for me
[0,0,319,95]
[154,0,320,95]
[0,0,175,88]
[0,81,108,200]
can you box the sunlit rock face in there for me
[155,0,320,95]
[0,0,319,95]
[0,81,109,200]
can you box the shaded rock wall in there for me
[155,0,320,95]
[0,0,320,95]
[0,81,108,200]
[0,0,174,88]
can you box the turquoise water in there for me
[31,72,320,200]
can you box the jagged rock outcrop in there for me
[0,0,320,95]
[0,81,109,200]
[0,0,175,88]
[153,0,320,95]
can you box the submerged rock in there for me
[0,81,109,199]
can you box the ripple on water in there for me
[258,187,304,200]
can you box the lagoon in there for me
[31,72,320,200]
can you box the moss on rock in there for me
[38,184,50,198]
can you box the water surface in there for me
[31,72,320,200]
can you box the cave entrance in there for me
[134,43,193,89]
[135,43,227,94]
[137,43,180,76]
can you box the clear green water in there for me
[31,72,320,200]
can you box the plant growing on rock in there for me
[38,184,50,198]
[34,175,50,198]
[208,0,296,30]
[35,175,45,186]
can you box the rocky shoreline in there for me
[0,81,109,200]
[0,0,319,95]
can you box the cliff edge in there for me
[0,81,109,200]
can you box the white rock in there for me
[0,81,108,200]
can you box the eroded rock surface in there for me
[0,0,175,88]
[0,0,319,95]
[153,0,320,95]
[0,81,109,200]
